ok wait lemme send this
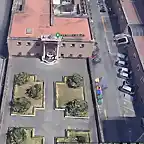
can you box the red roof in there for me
[9,0,91,41]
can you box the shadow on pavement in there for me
[103,117,144,142]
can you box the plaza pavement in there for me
[0,57,98,144]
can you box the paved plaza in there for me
[0,57,98,144]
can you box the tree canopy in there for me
[10,97,31,114]
[6,127,27,144]
[14,72,30,86]
[66,73,83,88]
[26,84,42,99]
[65,99,88,117]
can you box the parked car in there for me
[99,5,106,12]
[118,67,132,74]
[113,33,130,45]
[117,53,128,60]
[115,60,128,67]
[123,80,135,87]
[113,33,131,40]
[118,85,136,95]
[117,71,132,79]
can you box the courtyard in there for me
[0,57,98,144]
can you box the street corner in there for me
[101,16,113,32]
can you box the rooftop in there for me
[120,0,144,66]
[9,0,91,41]
[0,57,98,144]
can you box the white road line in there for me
[104,109,107,119]
[124,98,133,103]
[123,106,135,112]
[104,34,116,56]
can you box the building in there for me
[7,0,94,64]
[112,0,144,103]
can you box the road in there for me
[88,0,136,142]
[0,0,12,57]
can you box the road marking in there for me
[104,109,107,119]
[124,98,133,103]
[101,16,113,32]
[104,34,117,56]
[123,106,135,112]
[101,16,107,32]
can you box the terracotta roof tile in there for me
[10,0,91,41]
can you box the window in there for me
[70,44,75,47]
[17,52,22,56]
[78,54,82,57]
[27,52,30,56]
[17,42,21,46]
[136,64,140,71]
[133,53,136,58]
[69,54,73,57]
[61,43,65,47]
[26,42,31,46]
[26,28,32,34]
[61,53,64,57]
[80,44,84,48]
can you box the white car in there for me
[113,33,131,45]
[117,53,127,60]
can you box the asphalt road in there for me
[88,0,137,142]
[0,0,12,57]
[88,0,121,141]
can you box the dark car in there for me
[123,80,134,86]
[118,85,136,95]
[99,5,106,12]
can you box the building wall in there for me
[7,39,94,58]
[112,0,127,32]
[127,44,144,103]
[59,41,93,57]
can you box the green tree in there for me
[14,72,30,86]
[76,136,86,143]
[66,73,83,88]
[26,84,42,99]
[65,99,88,117]
[10,97,31,114]
[6,127,27,144]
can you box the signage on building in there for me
[56,32,84,38]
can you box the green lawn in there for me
[56,82,84,108]
[22,129,44,144]
[56,130,90,143]
[12,75,44,116]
